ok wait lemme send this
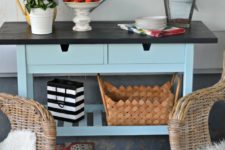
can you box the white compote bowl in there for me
[64,1,103,32]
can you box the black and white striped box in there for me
[47,79,85,122]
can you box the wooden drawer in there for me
[108,44,185,64]
[26,44,105,65]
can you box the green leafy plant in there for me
[24,0,57,13]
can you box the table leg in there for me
[17,45,34,99]
[27,74,34,99]
[183,44,194,96]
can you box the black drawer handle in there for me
[60,44,70,52]
[142,43,151,51]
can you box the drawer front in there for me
[108,44,185,64]
[26,44,104,65]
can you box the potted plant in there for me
[24,0,57,34]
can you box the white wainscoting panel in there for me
[0,0,224,74]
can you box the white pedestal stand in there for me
[65,1,102,32]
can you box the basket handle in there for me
[221,49,225,81]
[56,88,66,108]
[169,74,182,119]
[171,74,182,105]
[16,0,26,16]
[97,74,108,116]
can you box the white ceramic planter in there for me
[65,1,102,32]
[30,8,54,35]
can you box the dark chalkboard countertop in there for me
[0,21,217,45]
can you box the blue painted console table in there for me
[0,21,217,136]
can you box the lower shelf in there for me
[55,104,169,137]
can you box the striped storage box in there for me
[47,79,85,122]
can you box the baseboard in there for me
[0,73,17,78]
[194,68,223,74]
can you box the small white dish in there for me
[135,16,167,30]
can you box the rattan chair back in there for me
[169,50,225,150]
[0,93,56,150]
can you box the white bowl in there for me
[135,16,167,30]
[65,1,102,9]
[64,1,102,31]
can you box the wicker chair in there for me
[169,51,225,150]
[0,93,56,150]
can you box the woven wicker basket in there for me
[97,74,181,126]
[0,93,56,150]
[169,51,225,150]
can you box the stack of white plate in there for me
[135,16,167,30]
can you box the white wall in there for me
[0,0,225,74]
